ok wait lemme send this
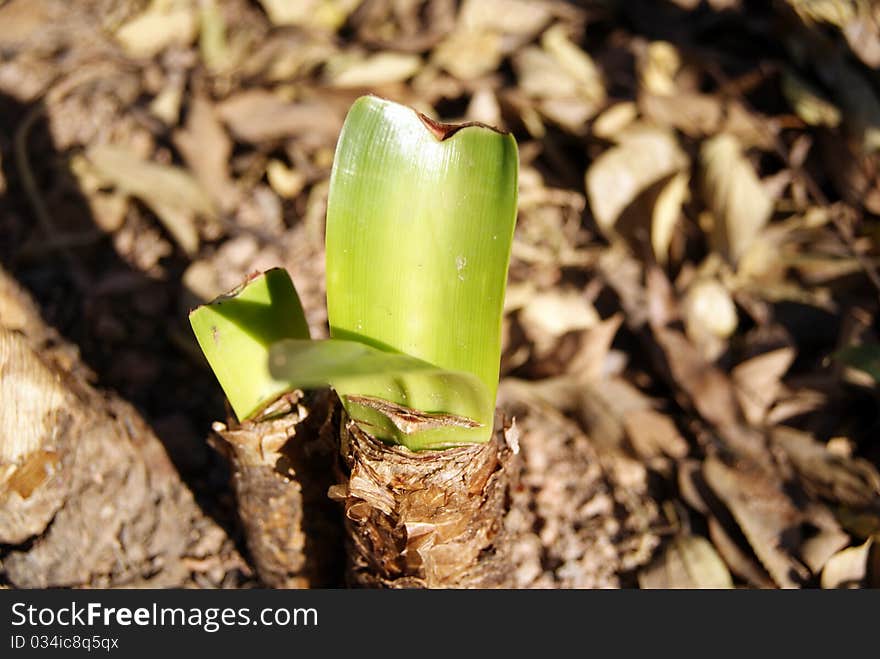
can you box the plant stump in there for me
[212,390,343,588]
[331,408,521,588]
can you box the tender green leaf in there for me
[189,268,310,421]
[269,338,492,450]
[325,95,518,445]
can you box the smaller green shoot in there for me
[189,268,310,421]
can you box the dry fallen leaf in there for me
[640,92,776,150]
[567,313,623,381]
[708,516,776,588]
[592,102,638,140]
[458,0,551,37]
[68,154,129,233]
[701,133,774,264]
[623,408,689,462]
[766,388,828,426]
[651,323,742,431]
[431,0,549,81]
[842,12,880,68]
[821,536,879,588]
[326,52,422,88]
[683,278,738,359]
[651,171,689,265]
[639,535,733,588]
[266,160,306,199]
[653,257,757,414]
[815,56,880,152]
[256,0,360,30]
[732,347,796,426]
[678,460,710,515]
[115,1,197,59]
[0,0,55,49]
[512,25,605,131]
[772,427,880,508]
[641,91,724,138]
[149,75,184,125]
[518,288,598,356]
[514,46,582,99]
[538,98,598,135]
[782,71,841,128]
[87,192,128,234]
[85,144,213,255]
[198,0,230,72]
[433,29,503,80]
[586,126,687,241]
[703,456,809,588]
[540,24,605,105]
[577,377,655,452]
[497,375,582,418]
[466,88,502,126]
[786,0,855,26]
[216,90,343,143]
[244,31,337,82]
[173,95,238,213]
[800,502,850,575]
[787,0,880,68]
[639,41,680,96]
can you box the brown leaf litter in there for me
[1,0,880,588]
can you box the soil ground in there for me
[1,0,879,588]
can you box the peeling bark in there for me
[0,268,239,588]
[212,391,343,588]
[332,409,521,588]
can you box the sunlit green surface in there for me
[189,268,310,421]
[269,338,492,448]
[325,95,518,446]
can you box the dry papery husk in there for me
[0,267,239,588]
[212,390,343,588]
[332,408,522,588]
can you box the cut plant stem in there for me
[190,270,342,587]
[212,390,343,588]
[325,94,518,449]
[325,95,522,586]
[332,411,522,587]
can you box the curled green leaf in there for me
[268,338,492,450]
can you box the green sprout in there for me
[189,267,310,421]
[190,95,518,450]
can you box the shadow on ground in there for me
[0,90,246,559]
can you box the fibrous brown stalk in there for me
[331,408,521,588]
[212,390,343,587]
